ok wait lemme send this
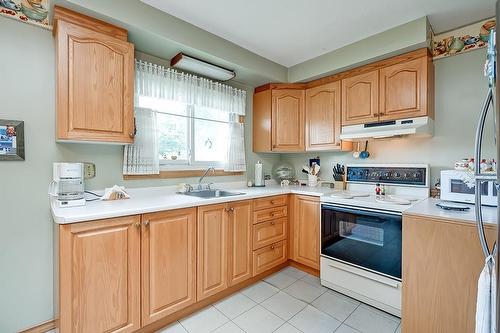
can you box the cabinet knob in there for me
[143,220,150,227]
[271,200,275,204]
[270,213,275,217]
[134,222,141,228]
[270,245,275,250]
[270,221,275,225]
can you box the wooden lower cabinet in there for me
[57,198,289,332]
[253,217,287,250]
[291,195,320,270]
[253,240,288,275]
[402,214,497,333]
[228,201,253,286]
[141,208,196,325]
[197,204,229,301]
[58,216,141,333]
[197,200,254,300]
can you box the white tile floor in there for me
[158,267,401,333]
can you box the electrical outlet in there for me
[83,163,96,179]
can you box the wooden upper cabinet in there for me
[58,216,141,333]
[227,201,253,286]
[253,89,272,152]
[197,204,229,301]
[272,89,305,151]
[379,56,429,121]
[141,208,196,325]
[291,195,320,270]
[305,81,342,150]
[53,6,134,143]
[342,70,379,126]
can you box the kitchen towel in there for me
[476,254,496,333]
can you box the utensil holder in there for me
[308,174,319,187]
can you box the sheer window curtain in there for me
[123,60,247,175]
[123,107,159,175]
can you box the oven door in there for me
[321,204,402,280]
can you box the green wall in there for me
[0,17,278,332]
[282,49,495,186]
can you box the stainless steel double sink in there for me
[182,189,245,199]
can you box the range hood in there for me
[339,116,433,141]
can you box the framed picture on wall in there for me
[0,0,51,30]
[0,119,24,161]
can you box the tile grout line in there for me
[205,305,232,333]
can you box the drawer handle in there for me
[129,117,137,138]
[328,264,399,289]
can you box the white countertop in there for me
[404,198,498,225]
[51,182,334,224]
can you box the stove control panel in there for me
[346,166,427,186]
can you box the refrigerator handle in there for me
[474,87,494,259]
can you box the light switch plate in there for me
[83,163,96,179]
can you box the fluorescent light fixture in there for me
[170,53,236,81]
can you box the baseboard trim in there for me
[289,260,320,277]
[18,319,56,333]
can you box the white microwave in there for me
[440,170,497,206]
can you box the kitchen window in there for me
[123,60,246,176]
[137,96,231,169]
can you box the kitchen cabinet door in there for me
[54,7,134,143]
[379,56,428,121]
[58,216,141,333]
[227,201,253,286]
[197,204,229,300]
[402,215,496,333]
[305,82,342,150]
[141,208,196,325]
[341,71,379,126]
[291,195,320,269]
[272,89,305,151]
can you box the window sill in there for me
[123,169,244,180]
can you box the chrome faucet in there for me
[198,167,215,190]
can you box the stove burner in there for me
[375,195,411,205]
[329,191,370,199]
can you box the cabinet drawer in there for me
[253,240,287,276]
[253,206,287,224]
[253,218,287,250]
[253,195,287,210]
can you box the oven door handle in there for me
[328,264,400,289]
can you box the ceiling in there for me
[141,0,495,67]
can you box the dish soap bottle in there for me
[375,183,381,195]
